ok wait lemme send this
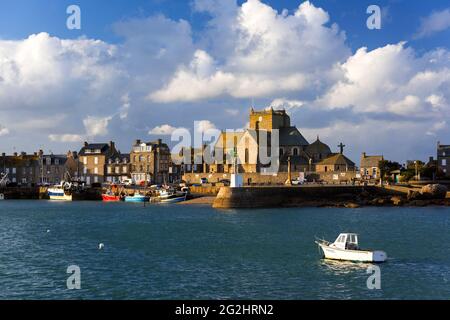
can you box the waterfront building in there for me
[437,142,450,177]
[130,139,171,185]
[106,153,131,184]
[0,151,40,186]
[209,107,311,174]
[64,151,81,181]
[39,153,68,185]
[78,141,119,185]
[360,153,384,180]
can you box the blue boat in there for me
[124,192,149,203]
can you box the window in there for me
[12,168,16,174]
[443,159,447,166]
[123,166,127,173]
[55,159,59,165]
[293,148,298,156]
[115,167,120,174]
[83,157,87,165]
[94,167,98,174]
[46,157,51,165]
[280,148,284,156]
[94,176,98,183]
[94,157,98,165]
[245,149,249,164]
[83,167,87,174]
[107,167,112,174]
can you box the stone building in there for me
[130,139,171,185]
[39,153,68,185]
[360,153,384,180]
[315,153,356,173]
[0,151,40,186]
[106,153,131,183]
[437,142,450,177]
[210,107,310,174]
[78,141,119,185]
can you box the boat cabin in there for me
[331,233,359,250]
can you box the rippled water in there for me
[0,200,449,299]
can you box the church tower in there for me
[249,107,291,131]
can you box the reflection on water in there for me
[318,259,373,275]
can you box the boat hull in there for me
[48,191,72,201]
[102,194,121,202]
[160,196,186,204]
[317,242,387,263]
[124,196,149,203]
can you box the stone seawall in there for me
[212,185,402,209]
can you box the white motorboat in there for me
[315,233,387,263]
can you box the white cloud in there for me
[270,98,304,111]
[48,134,84,142]
[149,124,184,135]
[83,116,112,137]
[150,0,349,102]
[0,125,9,136]
[195,120,217,133]
[225,108,239,116]
[415,9,450,39]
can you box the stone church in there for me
[207,107,354,175]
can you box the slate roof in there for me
[317,153,355,167]
[305,137,331,155]
[279,127,309,146]
[360,155,383,168]
[79,143,109,156]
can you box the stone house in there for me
[360,153,384,179]
[106,153,131,184]
[315,153,356,173]
[78,141,119,185]
[0,151,40,186]
[130,139,171,185]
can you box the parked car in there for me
[200,177,208,184]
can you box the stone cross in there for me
[338,142,346,154]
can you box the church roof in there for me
[305,137,331,155]
[317,153,355,167]
[279,127,309,146]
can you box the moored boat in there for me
[124,192,149,203]
[315,233,387,263]
[160,194,187,204]
[102,193,122,202]
[48,183,72,201]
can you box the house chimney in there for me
[158,138,162,145]
[362,152,366,158]
[135,139,141,145]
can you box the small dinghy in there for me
[315,233,387,263]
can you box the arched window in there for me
[293,148,298,156]
[280,148,284,156]
[245,148,249,164]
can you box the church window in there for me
[293,148,298,156]
[245,149,249,164]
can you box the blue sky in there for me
[0,0,449,163]
[1,0,449,50]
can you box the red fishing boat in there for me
[102,193,121,202]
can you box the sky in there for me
[0,0,449,164]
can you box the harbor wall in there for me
[183,171,358,186]
[212,185,401,209]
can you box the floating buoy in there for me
[98,243,105,250]
[46,229,50,233]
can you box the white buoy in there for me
[98,243,105,250]
[46,229,50,233]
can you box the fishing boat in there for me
[48,182,72,201]
[315,233,387,263]
[102,193,122,202]
[124,192,149,203]
[160,194,187,204]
